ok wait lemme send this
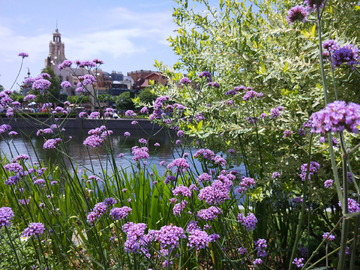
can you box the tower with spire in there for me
[45,27,75,96]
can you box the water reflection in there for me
[1,128,245,177]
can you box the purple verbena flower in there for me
[324,179,333,188]
[22,223,45,237]
[338,198,360,213]
[180,77,191,84]
[292,258,305,268]
[287,5,308,24]
[0,207,14,228]
[110,207,132,220]
[323,232,335,241]
[18,52,29,58]
[237,213,258,230]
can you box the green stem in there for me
[316,7,328,105]
[288,134,313,270]
[350,213,360,270]
[338,133,349,269]
[330,66,338,100]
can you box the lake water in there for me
[0,127,245,177]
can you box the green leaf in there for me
[283,62,288,72]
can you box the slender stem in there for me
[317,7,329,105]
[302,216,343,269]
[338,133,349,269]
[330,66,338,100]
[350,213,360,270]
[10,58,24,90]
[4,227,22,269]
[289,134,313,269]
[326,242,329,269]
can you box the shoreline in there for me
[0,117,162,131]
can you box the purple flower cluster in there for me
[322,232,335,241]
[173,185,191,197]
[253,259,263,266]
[0,92,13,107]
[292,258,305,268]
[61,81,71,88]
[149,95,170,121]
[125,110,136,117]
[324,179,333,188]
[180,77,191,84]
[132,146,149,161]
[198,180,230,205]
[173,200,188,216]
[104,197,117,206]
[58,60,73,70]
[197,206,222,221]
[283,130,293,138]
[76,60,96,68]
[331,44,359,69]
[0,124,11,134]
[32,79,51,93]
[0,207,14,228]
[89,112,100,119]
[124,131,131,137]
[194,149,215,161]
[83,135,103,148]
[299,161,320,181]
[272,172,280,179]
[270,108,281,119]
[12,153,29,162]
[168,158,190,173]
[206,82,220,88]
[140,107,148,114]
[4,163,23,173]
[225,85,246,95]
[237,213,258,230]
[304,0,326,12]
[236,177,256,193]
[154,224,186,251]
[198,71,212,82]
[18,52,29,58]
[110,207,132,220]
[22,222,45,237]
[287,5,308,24]
[196,173,212,183]
[338,198,360,213]
[309,101,360,135]
[34,179,46,186]
[43,138,62,149]
[187,229,210,250]
[254,238,268,257]
[243,90,263,101]
[122,222,148,253]
[322,40,339,59]
[23,94,36,101]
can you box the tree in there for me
[35,66,61,104]
[138,88,158,104]
[0,84,4,91]
[67,95,90,104]
[115,92,135,111]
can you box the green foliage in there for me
[98,94,114,102]
[138,88,158,104]
[0,84,4,91]
[115,91,135,110]
[67,95,91,104]
[10,91,25,104]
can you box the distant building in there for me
[128,70,168,90]
[45,28,75,96]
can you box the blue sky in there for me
[0,0,254,91]
[0,0,220,90]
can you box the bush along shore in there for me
[1,0,360,269]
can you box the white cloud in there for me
[0,6,176,89]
